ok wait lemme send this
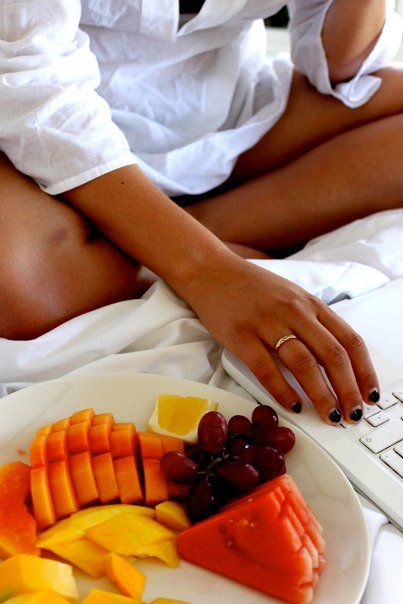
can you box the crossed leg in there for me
[187,66,403,253]
[1,66,402,339]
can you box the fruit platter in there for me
[0,373,370,604]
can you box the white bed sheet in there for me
[1,207,403,602]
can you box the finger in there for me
[233,336,304,414]
[318,304,380,405]
[294,321,364,424]
[274,337,343,425]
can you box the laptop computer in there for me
[222,277,403,530]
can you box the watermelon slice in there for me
[177,475,325,604]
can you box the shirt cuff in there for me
[39,154,137,196]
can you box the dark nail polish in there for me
[368,389,380,403]
[291,402,302,413]
[350,407,363,422]
[328,408,342,423]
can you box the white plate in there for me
[0,373,370,604]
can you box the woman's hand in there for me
[183,254,379,425]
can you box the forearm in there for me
[322,0,386,83]
[64,165,234,297]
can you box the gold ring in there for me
[275,334,298,351]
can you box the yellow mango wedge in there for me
[83,590,142,604]
[136,539,180,568]
[86,513,174,556]
[155,502,191,533]
[44,538,109,578]
[4,591,71,604]
[38,505,155,548]
[0,555,77,600]
[105,553,145,600]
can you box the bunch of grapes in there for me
[160,405,295,522]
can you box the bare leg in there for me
[187,67,403,251]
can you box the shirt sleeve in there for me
[0,0,136,195]
[288,0,403,108]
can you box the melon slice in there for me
[177,475,325,604]
[48,461,79,519]
[92,453,119,503]
[113,456,143,504]
[52,418,70,433]
[69,451,99,507]
[67,422,91,455]
[30,436,47,469]
[70,408,95,425]
[0,462,39,558]
[30,466,56,531]
[47,431,68,463]
[92,413,115,428]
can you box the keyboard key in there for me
[380,450,403,479]
[392,391,403,403]
[360,419,403,454]
[340,420,354,429]
[394,441,403,458]
[366,412,390,427]
[363,403,381,418]
[377,396,397,410]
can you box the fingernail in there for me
[291,402,302,413]
[328,408,342,424]
[349,407,363,422]
[368,388,380,403]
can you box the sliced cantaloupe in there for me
[138,432,163,459]
[86,512,174,555]
[36,425,52,437]
[52,418,70,433]
[105,553,146,600]
[29,436,47,469]
[30,466,56,531]
[47,431,68,463]
[155,501,191,532]
[69,452,99,507]
[66,422,91,455]
[45,538,109,578]
[70,408,95,425]
[110,426,135,458]
[0,555,78,600]
[0,462,39,558]
[177,474,325,604]
[113,457,143,505]
[142,459,168,506]
[83,590,140,604]
[91,453,119,504]
[48,461,79,519]
[92,413,115,428]
[89,424,112,456]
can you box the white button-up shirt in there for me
[0,1,401,197]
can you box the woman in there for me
[0,0,402,425]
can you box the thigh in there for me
[234,64,403,181]
[0,153,144,340]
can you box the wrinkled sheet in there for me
[1,207,403,602]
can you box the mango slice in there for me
[155,502,191,533]
[44,538,109,578]
[136,539,179,568]
[83,590,140,604]
[105,553,145,600]
[86,513,174,555]
[0,555,78,600]
[4,591,71,603]
[37,505,155,548]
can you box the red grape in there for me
[188,479,218,521]
[227,434,250,456]
[198,411,228,453]
[265,427,295,454]
[217,461,259,493]
[252,405,278,437]
[160,451,198,484]
[239,444,285,482]
[228,415,254,439]
[185,443,203,463]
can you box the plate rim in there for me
[0,371,372,603]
